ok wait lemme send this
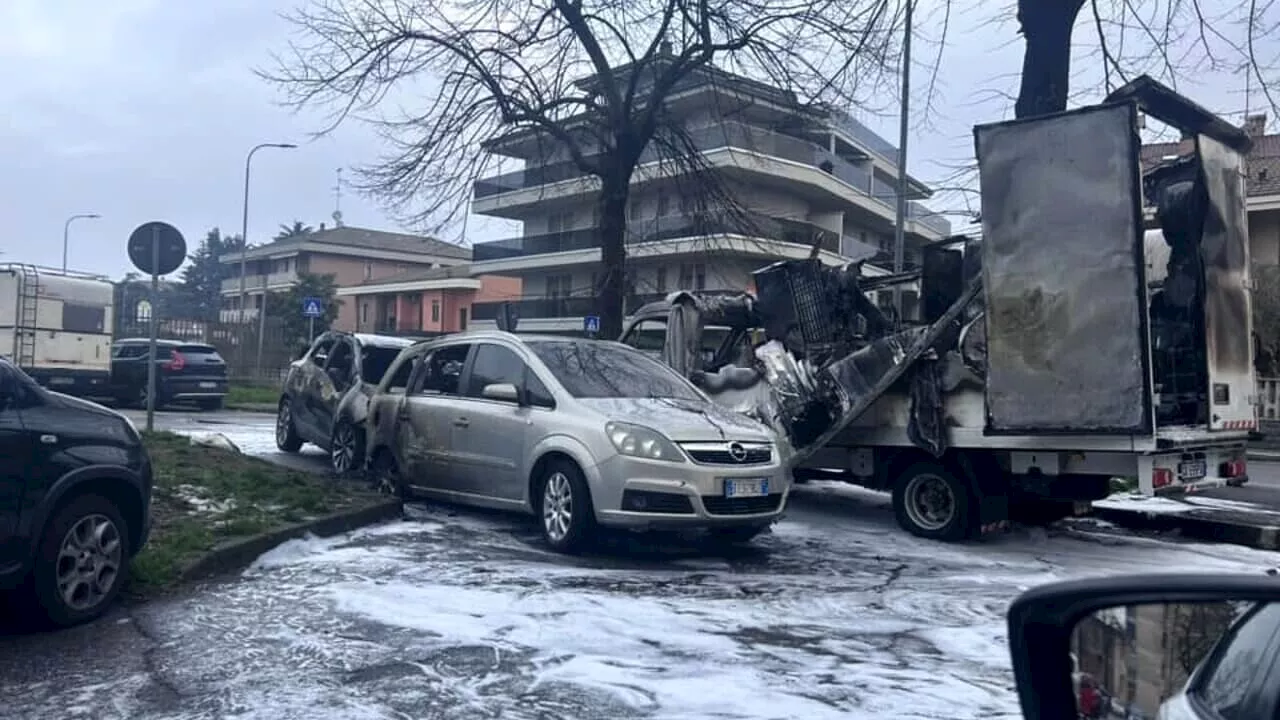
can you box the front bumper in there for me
[589,452,791,530]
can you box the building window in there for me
[431,300,440,322]
[656,267,667,293]
[364,261,373,280]
[657,191,670,217]
[628,198,642,222]
[679,263,706,290]
[546,274,573,298]
[459,307,469,331]
[360,302,369,324]
[548,212,572,234]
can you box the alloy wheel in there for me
[542,471,573,542]
[55,514,123,612]
[332,424,356,473]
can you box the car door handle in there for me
[452,417,470,428]
[40,434,57,445]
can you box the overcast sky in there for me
[2,1,1269,280]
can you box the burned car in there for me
[275,331,416,473]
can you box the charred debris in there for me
[658,74,1250,463]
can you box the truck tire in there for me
[892,461,974,541]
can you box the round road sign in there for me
[127,221,187,276]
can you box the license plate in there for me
[199,382,217,389]
[1177,459,1207,481]
[724,478,769,498]
[49,377,73,386]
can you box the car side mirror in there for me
[481,382,521,404]
[1007,573,1280,720]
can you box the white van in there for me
[0,264,114,396]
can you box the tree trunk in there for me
[596,176,630,339]
[1014,0,1086,119]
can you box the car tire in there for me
[198,397,224,411]
[31,494,131,628]
[708,524,770,545]
[276,398,303,453]
[330,419,365,475]
[891,461,974,542]
[536,458,597,554]
[369,449,408,499]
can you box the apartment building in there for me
[1142,113,1280,263]
[335,264,521,334]
[465,59,952,333]
[218,224,470,321]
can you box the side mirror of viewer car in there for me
[1007,573,1280,720]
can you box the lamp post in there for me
[62,213,101,272]
[234,142,296,375]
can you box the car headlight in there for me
[605,422,685,463]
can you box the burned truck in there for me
[621,76,1256,541]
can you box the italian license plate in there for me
[724,478,769,498]
[1177,459,1207,481]
[199,382,217,389]
[49,377,73,386]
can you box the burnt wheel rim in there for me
[276,403,292,446]
[56,514,123,611]
[903,473,955,531]
[374,460,399,495]
[332,424,356,472]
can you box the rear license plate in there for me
[49,377,73,386]
[1177,459,1207,481]
[724,478,769,498]
[199,382,217,389]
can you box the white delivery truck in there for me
[621,76,1258,542]
[0,264,114,396]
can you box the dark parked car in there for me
[0,358,153,626]
[275,331,415,473]
[110,338,229,410]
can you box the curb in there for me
[178,498,405,582]
[1094,506,1280,551]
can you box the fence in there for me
[114,315,294,384]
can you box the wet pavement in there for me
[3,480,1279,719]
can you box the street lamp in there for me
[235,142,296,375]
[63,213,101,272]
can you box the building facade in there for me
[465,61,951,333]
[335,264,522,334]
[218,225,471,321]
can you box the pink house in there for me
[335,264,522,335]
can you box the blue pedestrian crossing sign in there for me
[583,315,601,334]
[302,297,325,318]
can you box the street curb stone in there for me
[1093,506,1280,551]
[225,403,277,414]
[178,498,405,583]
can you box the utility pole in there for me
[62,213,101,272]
[891,0,914,321]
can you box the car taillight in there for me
[164,350,186,371]
[1219,459,1247,478]
[1152,467,1174,489]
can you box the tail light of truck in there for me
[163,350,186,372]
[1219,459,1246,479]
[1152,468,1174,489]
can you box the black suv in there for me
[110,338,229,410]
[0,358,153,626]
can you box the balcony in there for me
[220,270,299,294]
[868,250,921,271]
[471,293,667,322]
[473,212,850,262]
[472,121,951,236]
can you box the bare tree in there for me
[264,0,905,337]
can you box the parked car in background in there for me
[275,331,416,473]
[109,338,229,410]
[364,331,791,552]
[0,358,152,627]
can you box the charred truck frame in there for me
[621,77,1256,541]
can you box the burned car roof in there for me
[351,333,416,349]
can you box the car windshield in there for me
[361,346,404,384]
[527,340,703,401]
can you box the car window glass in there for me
[525,368,555,408]
[153,346,174,360]
[1194,603,1280,719]
[623,319,666,353]
[361,346,404,385]
[383,354,417,394]
[326,340,355,374]
[309,339,335,366]
[527,340,703,401]
[419,344,470,396]
[464,344,526,398]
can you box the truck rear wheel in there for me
[892,461,974,541]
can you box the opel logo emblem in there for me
[727,442,748,462]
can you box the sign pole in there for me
[145,225,160,433]
[309,316,315,344]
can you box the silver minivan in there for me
[365,331,791,552]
